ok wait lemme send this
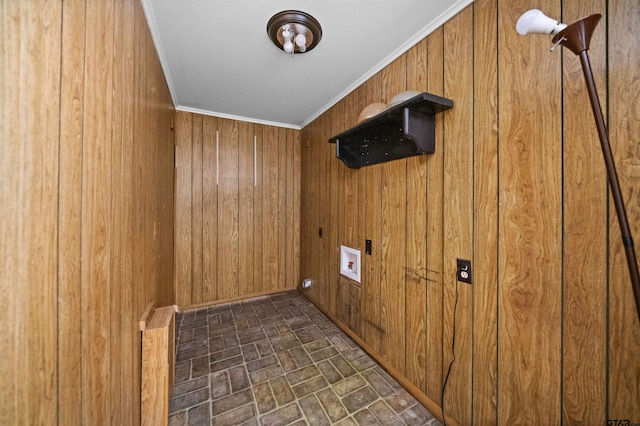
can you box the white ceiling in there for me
[141,0,473,129]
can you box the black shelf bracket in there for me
[328,92,453,169]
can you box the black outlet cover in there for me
[456,258,472,284]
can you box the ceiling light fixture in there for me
[516,10,640,324]
[267,10,322,56]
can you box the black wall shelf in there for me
[328,92,453,169]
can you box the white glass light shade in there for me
[516,9,567,35]
[295,33,306,48]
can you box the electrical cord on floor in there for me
[441,280,459,426]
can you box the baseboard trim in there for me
[177,287,298,312]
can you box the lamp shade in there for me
[388,91,421,108]
[357,103,388,123]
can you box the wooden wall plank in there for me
[30,5,63,420]
[302,121,316,302]
[335,100,347,314]
[361,74,384,354]
[298,122,310,293]
[314,111,327,309]
[425,27,445,404]
[336,94,358,277]
[355,85,369,341]
[472,0,499,424]
[0,9,18,421]
[607,0,640,419]
[238,121,255,295]
[300,120,321,305]
[349,283,362,335]
[316,116,327,310]
[218,118,239,300]
[263,125,279,290]
[292,130,301,290]
[202,116,218,301]
[277,128,287,289]
[380,55,407,373]
[150,26,173,305]
[119,1,136,422]
[335,90,362,338]
[140,29,151,306]
[561,1,608,424]
[81,0,115,422]
[338,277,351,326]
[154,49,175,306]
[498,0,563,424]
[132,5,146,418]
[253,125,265,293]
[57,0,86,423]
[342,92,359,250]
[405,38,428,392]
[191,115,204,304]
[317,112,331,310]
[132,9,148,326]
[328,102,343,317]
[110,1,125,421]
[442,7,474,425]
[175,111,193,307]
[299,124,312,296]
[285,128,295,288]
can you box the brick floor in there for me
[169,290,442,426]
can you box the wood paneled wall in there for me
[1,1,174,424]
[300,0,640,424]
[174,112,300,308]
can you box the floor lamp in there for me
[516,10,640,325]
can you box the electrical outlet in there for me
[456,259,472,284]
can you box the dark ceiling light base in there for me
[267,10,322,54]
